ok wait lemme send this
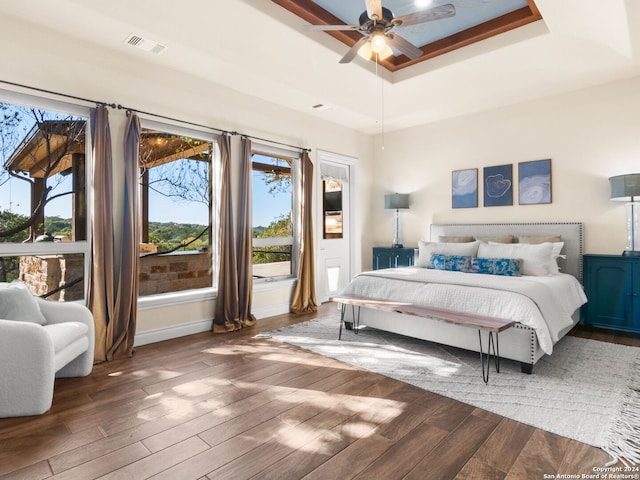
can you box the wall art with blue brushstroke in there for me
[519,159,551,205]
[452,168,478,208]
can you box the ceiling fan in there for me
[303,0,456,64]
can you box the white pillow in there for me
[0,282,47,325]
[478,242,554,276]
[417,240,480,268]
[549,242,565,274]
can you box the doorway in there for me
[317,151,355,303]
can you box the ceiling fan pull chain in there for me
[376,54,385,151]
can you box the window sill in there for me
[137,277,296,310]
[138,287,217,310]
[253,276,296,292]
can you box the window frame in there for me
[0,89,92,301]
[136,118,219,305]
[251,143,300,283]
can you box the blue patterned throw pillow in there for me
[470,257,522,276]
[428,254,472,272]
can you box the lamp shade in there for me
[609,174,640,201]
[384,193,410,210]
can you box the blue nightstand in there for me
[372,247,415,270]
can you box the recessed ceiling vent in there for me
[124,33,167,55]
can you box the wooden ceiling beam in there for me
[272,0,543,72]
[140,142,211,169]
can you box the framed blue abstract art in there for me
[452,168,478,208]
[518,159,552,205]
[483,164,513,207]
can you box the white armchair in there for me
[0,283,94,417]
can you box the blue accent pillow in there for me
[429,254,472,272]
[470,257,522,276]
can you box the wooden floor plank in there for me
[300,432,394,480]
[557,439,614,475]
[402,410,502,480]
[0,460,52,480]
[353,422,450,480]
[207,408,353,480]
[49,441,149,480]
[96,435,210,480]
[473,417,536,474]
[47,392,237,475]
[0,424,104,476]
[505,429,571,479]
[148,417,289,480]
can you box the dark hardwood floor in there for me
[0,304,636,480]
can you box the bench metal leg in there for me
[478,330,500,384]
[338,304,360,340]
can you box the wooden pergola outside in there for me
[3,121,213,244]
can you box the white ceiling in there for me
[2,0,640,135]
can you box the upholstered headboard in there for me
[429,222,584,281]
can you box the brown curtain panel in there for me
[108,113,140,359]
[88,106,115,362]
[237,137,256,325]
[213,134,241,332]
[291,150,318,313]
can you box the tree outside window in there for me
[252,151,296,279]
[0,98,88,300]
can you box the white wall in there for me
[0,17,373,337]
[365,75,640,268]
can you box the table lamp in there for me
[384,193,410,248]
[609,173,640,256]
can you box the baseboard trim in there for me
[133,302,291,346]
[134,318,212,347]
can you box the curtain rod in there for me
[117,104,229,135]
[240,133,311,153]
[120,104,310,153]
[0,80,310,153]
[0,79,116,108]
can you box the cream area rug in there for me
[259,314,640,466]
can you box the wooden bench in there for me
[330,294,515,383]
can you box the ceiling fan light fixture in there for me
[358,42,373,60]
[379,43,394,60]
[370,32,387,53]
[358,38,393,61]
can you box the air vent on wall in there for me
[124,33,167,55]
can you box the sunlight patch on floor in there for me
[201,342,285,356]
[290,336,463,378]
[253,352,352,368]
[171,377,230,396]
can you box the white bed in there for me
[341,222,586,373]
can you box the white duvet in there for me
[339,267,587,355]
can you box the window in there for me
[0,92,90,301]
[137,122,216,297]
[323,179,343,239]
[252,147,298,280]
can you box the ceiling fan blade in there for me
[392,3,456,28]
[386,33,423,60]
[365,0,383,20]
[339,36,369,64]
[303,24,360,31]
